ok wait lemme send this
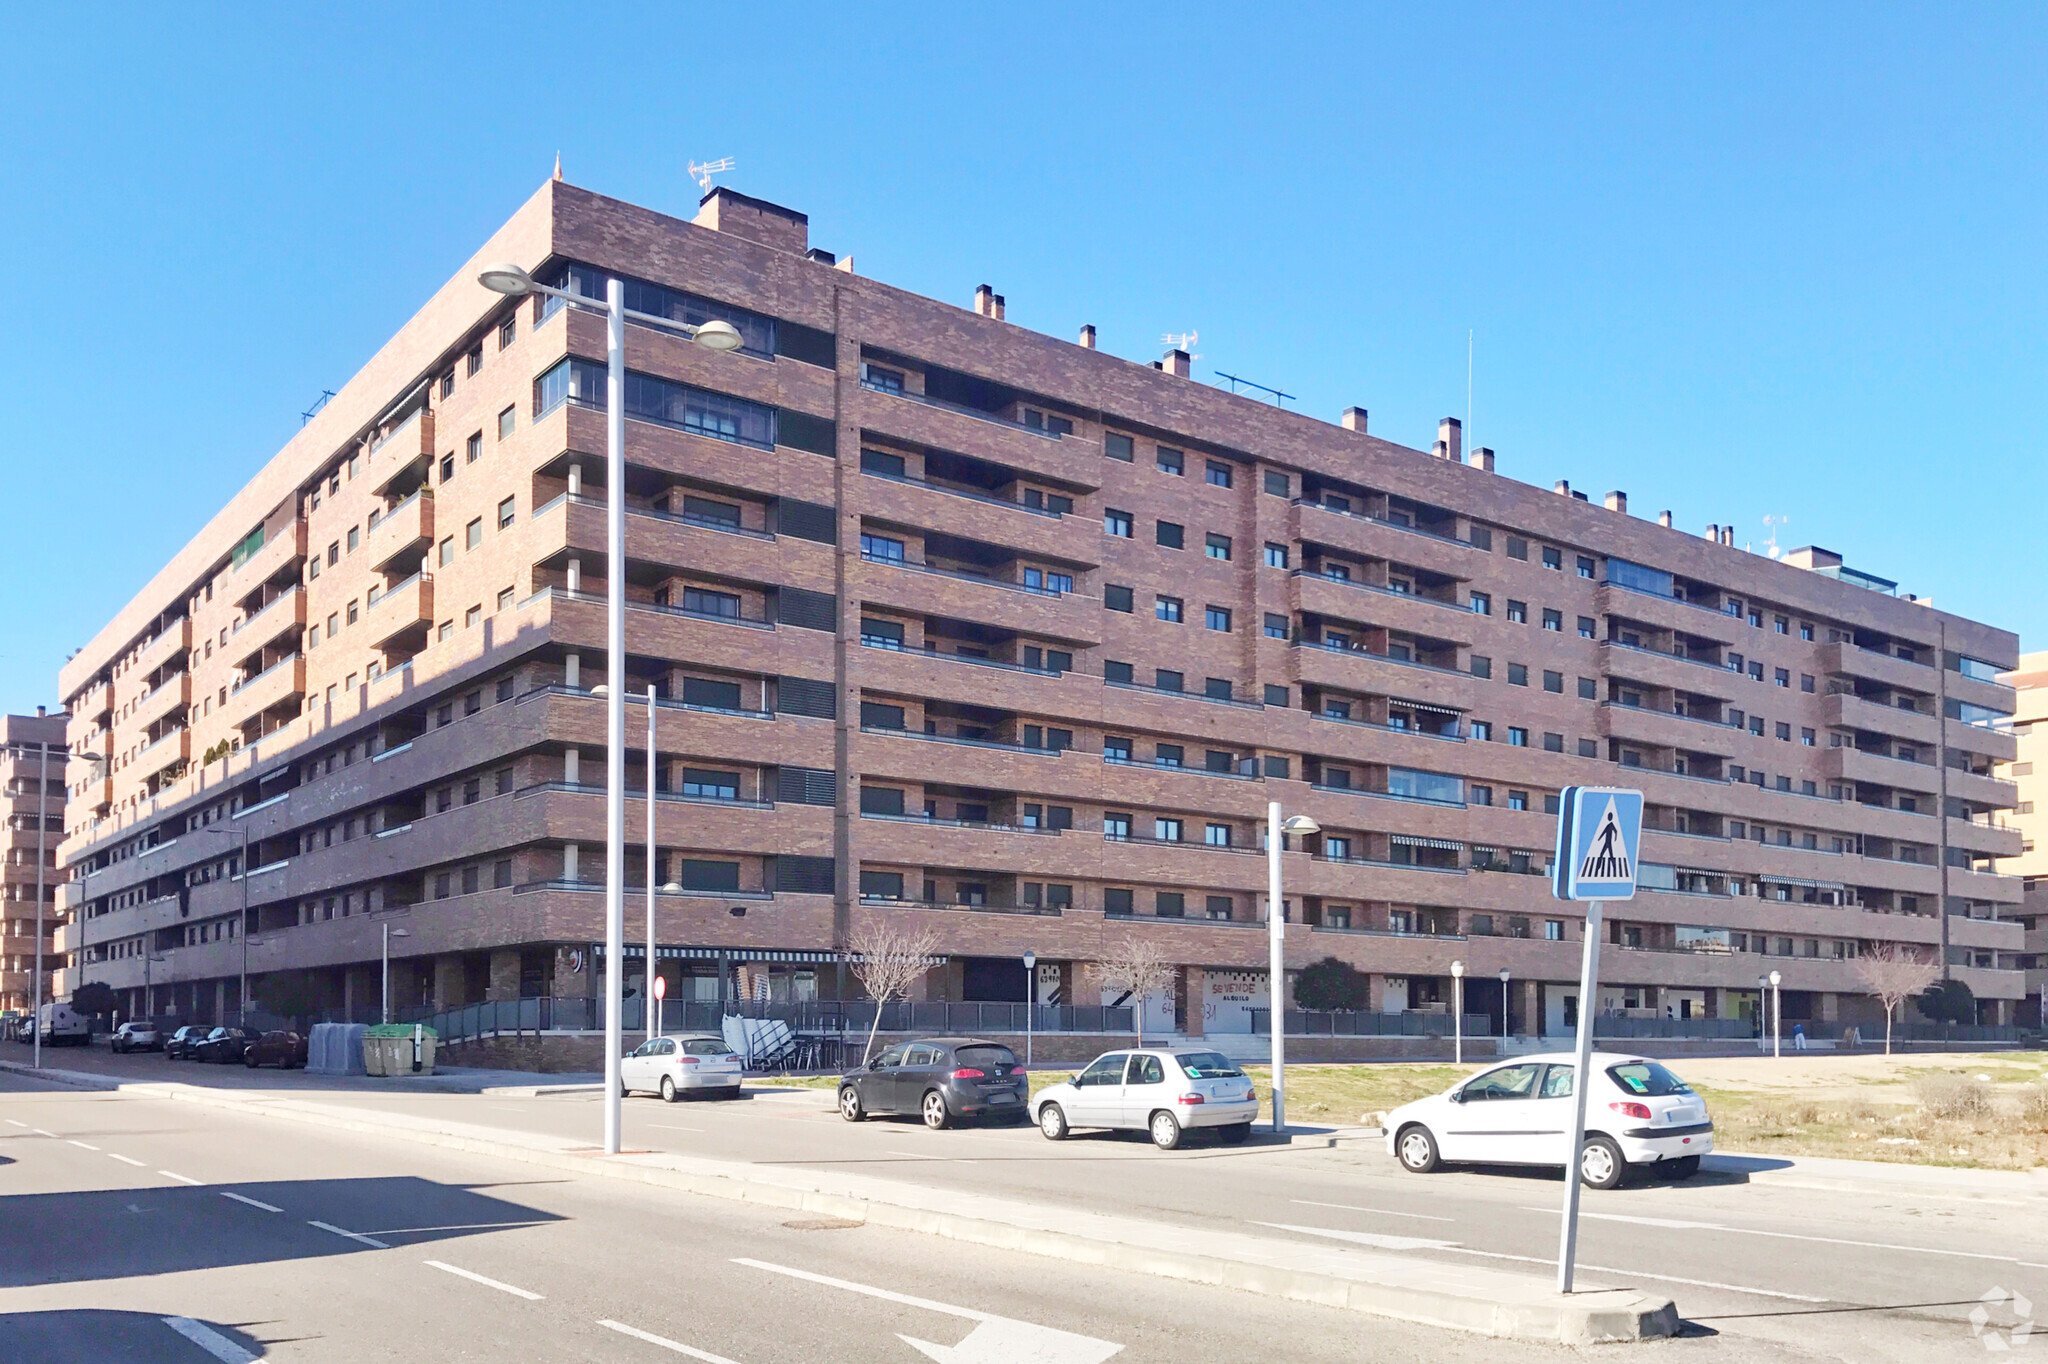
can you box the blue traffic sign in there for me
[1552,786,1644,901]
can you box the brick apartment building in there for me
[52,176,2029,1038]
[4,711,67,1015]
[1997,652,2048,1027]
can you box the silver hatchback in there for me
[1032,1047,1260,1149]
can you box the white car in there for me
[110,1021,161,1053]
[620,1033,744,1101]
[1032,1047,1260,1150]
[1383,1051,1713,1188]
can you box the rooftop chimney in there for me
[805,248,837,266]
[36,705,46,717]
[1657,510,1673,528]
[1341,406,1368,433]
[1556,479,1573,497]
[1722,526,1735,546]
[1469,447,1494,472]
[692,187,809,254]
[1437,417,1463,464]
[1604,490,1628,513]
[1079,324,1096,350]
[974,284,994,317]
[1161,349,1192,378]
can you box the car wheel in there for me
[619,1076,631,1099]
[660,1075,678,1103]
[1579,1136,1628,1190]
[839,1086,865,1122]
[1661,1154,1701,1181]
[245,1054,258,1068]
[1396,1124,1441,1173]
[1149,1111,1183,1150]
[1037,1103,1069,1140]
[921,1090,952,1130]
[1218,1122,1253,1145]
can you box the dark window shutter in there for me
[776,766,836,805]
[1262,755,1291,779]
[776,322,836,368]
[776,586,837,631]
[776,676,836,718]
[777,499,837,544]
[777,409,836,455]
[769,854,835,894]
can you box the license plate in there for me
[989,1092,1017,1103]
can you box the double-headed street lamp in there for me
[1265,803,1320,1134]
[477,263,742,1156]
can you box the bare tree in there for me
[1088,937,1176,1041]
[1851,943,1940,1055]
[847,920,942,1065]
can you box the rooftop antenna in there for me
[300,390,336,426]
[1161,330,1201,360]
[690,157,736,195]
[1761,514,1789,560]
[1467,328,1474,457]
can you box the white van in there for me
[36,1002,91,1046]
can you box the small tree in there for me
[1918,977,1978,1027]
[847,920,941,1065]
[254,972,325,1028]
[69,982,116,1025]
[1294,956,1369,1012]
[1851,944,1940,1054]
[1088,937,1175,1041]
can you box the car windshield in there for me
[1175,1052,1244,1079]
[954,1045,1017,1069]
[1606,1061,1693,1097]
[681,1039,733,1057]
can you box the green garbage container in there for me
[362,1023,437,1076]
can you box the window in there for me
[1576,555,1595,578]
[1104,508,1133,537]
[1508,726,1528,746]
[498,496,516,529]
[1776,721,1792,740]
[1801,728,1816,746]
[1264,613,1289,639]
[1204,823,1232,847]
[498,587,515,611]
[1750,715,1765,736]
[1542,608,1563,631]
[1748,660,1765,681]
[1507,600,1527,623]
[859,532,905,563]
[1104,661,1134,685]
[1508,663,1528,686]
[1154,818,1183,842]
[1104,584,1134,613]
[467,431,483,463]
[684,587,742,618]
[1156,446,1184,475]
[1104,888,1135,915]
[1470,720,1492,741]
[467,345,483,376]
[1507,536,1528,560]
[1801,674,1816,693]
[498,406,516,440]
[1508,790,1529,811]
[1156,671,1184,693]
[1263,470,1289,496]
[346,526,360,553]
[1470,784,1493,806]
[465,605,482,629]
[1205,533,1232,560]
[466,518,483,550]
[1156,521,1185,549]
[1775,615,1790,634]
[1204,678,1233,701]
[440,371,454,398]
[1578,616,1597,638]
[1543,670,1564,693]
[1543,732,1564,752]
[1104,432,1134,462]
[1542,546,1562,570]
[440,453,456,483]
[1264,542,1288,568]
[1749,608,1764,628]
[1205,461,1233,488]
[1470,654,1491,679]
[1469,592,1491,615]
[1205,605,1231,632]
[437,621,453,641]
[439,537,454,566]
[1155,595,1183,623]
[860,701,905,729]
[498,315,516,349]
[1800,622,1815,641]
[1155,741,1184,763]
[1578,738,1598,757]
[1156,892,1186,918]
[346,600,359,625]
[1578,676,1597,699]
[308,625,320,648]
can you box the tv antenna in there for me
[1761,514,1789,560]
[1161,330,1200,359]
[689,157,736,194]
[300,390,336,426]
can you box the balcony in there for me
[1293,572,1473,646]
[543,492,791,589]
[1293,500,1479,581]
[1819,641,1935,696]
[229,654,307,719]
[1947,766,2018,809]
[1822,692,1938,746]
[365,573,434,650]
[130,672,191,734]
[131,617,193,678]
[1293,640,1480,714]
[133,726,190,782]
[231,585,307,652]
[854,553,1101,645]
[1600,640,1736,699]
[853,384,1092,488]
[368,489,435,573]
[1944,716,2018,764]
[369,408,432,495]
[232,517,308,588]
[1598,701,1738,757]
[1822,745,1940,795]
[1594,581,1738,641]
[72,682,111,727]
[856,468,1101,566]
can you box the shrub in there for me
[1916,979,1977,1026]
[2015,1084,2048,1132]
[1915,1072,1993,1121]
[1293,956,1370,1012]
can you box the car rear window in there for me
[1175,1052,1244,1079]
[955,1045,1018,1069]
[682,1039,733,1057]
[1606,1061,1693,1097]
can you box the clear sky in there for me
[3,5,2044,716]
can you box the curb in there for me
[0,1060,121,1091]
[109,1080,1672,1344]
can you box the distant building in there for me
[3,711,68,1013]
[1998,653,2048,1027]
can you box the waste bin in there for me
[362,1023,437,1076]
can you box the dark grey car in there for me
[838,1037,1028,1129]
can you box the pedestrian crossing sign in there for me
[1552,785,1643,901]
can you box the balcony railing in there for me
[859,378,1071,442]
[861,466,1065,519]
[1296,638,1466,677]
[859,638,1062,676]
[1104,678,1263,709]
[1293,569,1468,612]
[1104,754,1260,781]
[861,549,1079,600]
[858,724,1064,756]
[862,811,1060,835]
[1292,498,1476,549]
[858,894,1060,917]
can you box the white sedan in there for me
[621,1033,745,1101]
[1032,1047,1260,1149]
[1383,1051,1712,1188]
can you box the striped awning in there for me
[1390,834,1464,851]
[594,944,897,964]
[1392,699,1465,717]
[1752,874,1845,891]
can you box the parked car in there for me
[192,1026,253,1064]
[838,1037,1028,1129]
[110,1022,161,1053]
[620,1033,743,1101]
[1382,1052,1713,1189]
[163,1025,209,1060]
[243,1030,308,1069]
[1031,1047,1258,1150]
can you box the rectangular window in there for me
[1508,663,1528,686]
[860,701,905,729]
[1104,584,1134,612]
[1155,742,1184,764]
[498,587,515,611]
[1543,670,1563,693]
[1542,546,1562,570]
[1105,508,1133,537]
[1264,613,1289,639]
[1508,727,1528,746]
[1470,720,1492,741]
[859,532,905,563]
[439,537,454,566]
[1156,521,1184,549]
[467,431,482,463]
[1542,608,1563,631]
[1801,673,1816,693]
[1104,887,1134,915]
[1205,461,1233,488]
[498,406,516,440]
[1507,536,1528,560]
[1470,654,1491,679]
[1104,661,1134,685]
[1156,892,1186,918]
[1104,432,1134,462]
[1263,470,1289,496]
[684,587,742,618]
[1507,600,1527,623]
[1469,592,1491,615]
[1205,533,1232,560]
[1264,542,1288,568]
[1154,818,1183,842]
[1155,595,1183,623]
[1578,738,1598,757]
[1205,605,1231,632]
[465,605,482,629]
[498,496,516,529]
[498,315,516,349]
[1578,616,1597,638]
[1543,732,1564,752]
[1155,446,1184,475]
[1776,721,1792,740]
[466,518,483,549]
[1576,555,1595,578]
[467,345,483,376]
[1155,671,1183,693]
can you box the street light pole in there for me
[1499,967,1512,1044]
[1264,803,1320,1135]
[1770,970,1783,1060]
[237,822,250,1026]
[31,741,48,1070]
[646,681,657,1045]
[381,924,410,1024]
[1022,950,1037,1066]
[1451,960,1465,1065]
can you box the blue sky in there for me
[3,5,2044,716]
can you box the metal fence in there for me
[400,997,1135,1047]
[1589,1017,1754,1040]
[1250,1009,1494,1037]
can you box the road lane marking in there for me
[221,1192,282,1213]
[109,1153,147,1167]
[160,1317,258,1363]
[67,1140,100,1150]
[424,1259,543,1300]
[1521,1205,2041,1264]
[1290,1199,1455,1222]
[649,1124,704,1132]
[161,1170,201,1184]
[598,1318,742,1361]
[32,1128,56,1137]
[3,1118,24,1127]
[309,1220,389,1248]
[1255,1221,1461,1252]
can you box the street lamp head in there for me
[1769,970,1782,987]
[1450,960,1464,978]
[389,928,411,939]
[1023,950,1037,972]
[1499,968,1512,984]
[1279,814,1321,836]
[591,683,609,696]
[661,881,683,894]
[477,263,536,296]
[691,318,746,352]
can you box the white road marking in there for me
[1255,1221,1460,1252]
[220,1192,282,1213]
[3,1118,25,1127]
[108,1153,147,1167]
[68,1139,100,1150]
[1290,1198,1455,1222]
[1522,1205,2041,1264]
[424,1259,543,1300]
[160,1316,258,1363]
[598,1318,743,1361]
[309,1219,389,1248]
[161,1170,201,1185]
[649,1124,704,1132]
[32,1128,57,1137]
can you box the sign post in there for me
[1551,785,1642,1295]
[652,973,667,1041]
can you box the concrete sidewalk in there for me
[23,1069,1676,1344]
